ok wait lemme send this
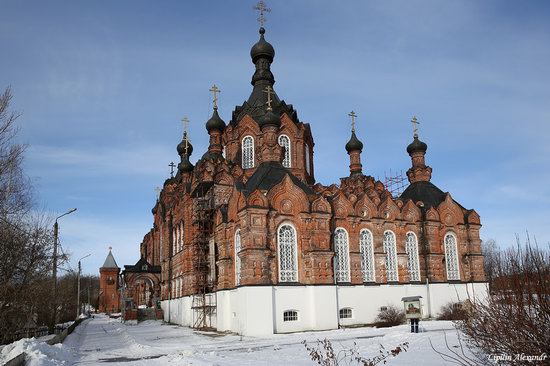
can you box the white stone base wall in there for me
[161,282,488,336]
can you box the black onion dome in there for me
[178,155,194,173]
[407,135,428,155]
[177,132,193,156]
[345,131,364,152]
[250,27,275,63]
[258,109,280,129]
[205,108,226,133]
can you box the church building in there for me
[128,23,487,335]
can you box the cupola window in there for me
[278,134,291,168]
[242,136,254,169]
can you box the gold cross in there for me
[253,1,271,27]
[209,84,221,109]
[264,85,274,111]
[411,116,420,137]
[348,111,357,132]
[181,117,190,154]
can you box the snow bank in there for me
[0,337,75,366]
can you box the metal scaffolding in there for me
[191,183,216,330]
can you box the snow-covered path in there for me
[1,314,483,365]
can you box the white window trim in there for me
[283,310,299,322]
[277,223,299,283]
[339,307,353,319]
[444,232,461,280]
[278,134,292,168]
[405,231,421,282]
[360,229,376,282]
[242,135,255,169]
[383,230,399,282]
[334,227,351,283]
[235,229,242,286]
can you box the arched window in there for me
[334,228,350,282]
[383,230,398,282]
[180,222,184,251]
[444,233,460,280]
[305,143,311,175]
[283,310,298,322]
[242,136,254,169]
[235,230,242,286]
[406,232,421,282]
[360,229,375,282]
[339,308,353,319]
[278,134,291,168]
[172,227,178,255]
[278,224,298,282]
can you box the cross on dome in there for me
[209,84,221,109]
[411,116,420,137]
[348,111,357,132]
[264,85,274,111]
[253,1,271,27]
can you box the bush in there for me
[437,302,468,320]
[374,305,405,328]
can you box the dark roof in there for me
[258,109,281,129]
[123,257,160,273]
[345,131,364,152]
[231,85,301,126]
[407,135,427,155]
[177,131,193,156]
[250,27,275,63]
[238,161,314,197]
[205,108,226,133]
[101,250,118,268]
[399,181,447,209]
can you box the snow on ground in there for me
[1,314,482,365]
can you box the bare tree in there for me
[481,238,498,290]
[457,235,550,364]
[0,87,56,344]
[0,86,31,218]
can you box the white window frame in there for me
[360,229,376,282]
[283,310,299,322]
[242,135,255,169]
[383,230,399,282]
[444,232,461,280]
[406,232,421,282]
[278,134,291,168]
[277,223,298,282]
[235,229,242,286]
[339,308,353,319]
[334,228,351,283]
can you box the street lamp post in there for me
[77,254,91,319]
[50,208,77,334]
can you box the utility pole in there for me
[77,254,91,319]
[77,260,81,319]
[87,278,90,315]
[50,221,59,334]
[50,208,77,333]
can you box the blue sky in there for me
[1,0,549,274]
